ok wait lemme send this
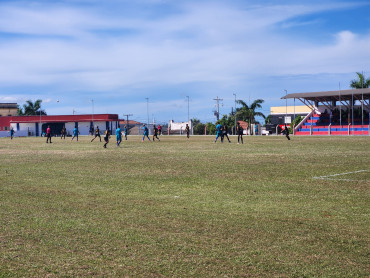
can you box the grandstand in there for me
[282,88,370,135]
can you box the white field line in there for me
[313,170,370,181]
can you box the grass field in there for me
[0,135,369,277]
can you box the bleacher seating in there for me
[295,111,369,135]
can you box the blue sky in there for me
[0,0,369,124]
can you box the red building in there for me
[0,114,119,137]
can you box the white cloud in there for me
[0,1,369,121]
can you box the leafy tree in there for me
[206,122,216,135]
[264,114,272,125]
[192,118,201,127]
[289,115,303,133]
[18,99,47,116]
[192,118,205,135]
[350,72,370,89]
[236,99,265,133]
[219,114,235,132]
[193,122,205,135]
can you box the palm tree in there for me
[236,99,265,133]
[18,99,47,115]
[350,72,370,89]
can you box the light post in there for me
[284,89,288,123]
[146,98,149,125]
[91,99,94,127]
[233,93,237,135]
[186,96,189,123]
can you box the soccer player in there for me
[158,124,162,135]
[10,128,15,140]
[46,125,52,143]
[142,124,151,142]
[282,123,291,140]
[124,126,128,140]
[214,122,222,143]
[185,124,190,138]
[237,122,244,144]
[71,126,80,141]
[221,125,231,143]
[60,126,66,139]
[116,126,122,147]
[103,129,110,148]
[91,126,101,142]
[152,125,160,141]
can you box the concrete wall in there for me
[65,121,109,135]
[3,120,119,137]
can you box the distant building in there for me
[270,106,311,125]
[0,103,18,117]
[118,119,143,135]
[0,114,119,137]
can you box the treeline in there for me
[193,99,266,135]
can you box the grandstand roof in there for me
[281,88,370,101]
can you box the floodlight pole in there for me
[146,98,149,125]
[91,99,94,127]
[186,96,189,123]
[233,93,237,135]
[339,82,342,131]
[284,90,287,124]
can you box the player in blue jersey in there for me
[116,126,122,146]
[124,125,128,140]
[10,128,15,139]
[214,122,222,143]
[71,127,80,141]
[142,124,151,142]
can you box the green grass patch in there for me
[0,135,369,277]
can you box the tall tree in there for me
[235,99,265,134]
[350,72,370,89]
[18,99,47,116]
[236,98,265,122]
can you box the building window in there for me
[4,126,9,131]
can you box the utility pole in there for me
[213,96,223,120]
[123,114,133,129]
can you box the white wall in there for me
[0,131,10,137]
[169,120,192,131]
[5,120,118,136]
[66,121,114,135]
